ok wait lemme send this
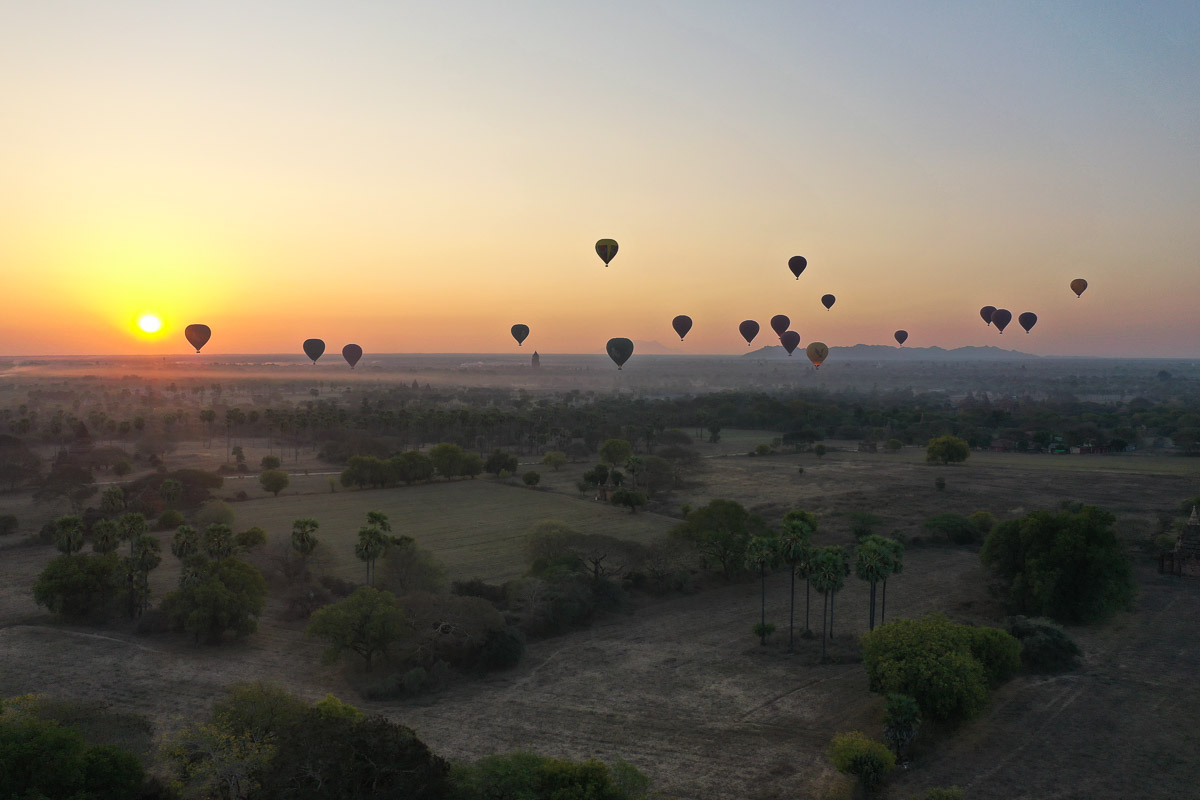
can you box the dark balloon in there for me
[1018,312,1038,334]
[780,331,801,355]
[342,344,363,368]
[511,324,530,346]
[788,256,807,279]
[821,294,836,310]
[894,330,908,346]
[672,315,693,341]
[991,309,1012,333]
[806,341,829,368]
[606,337,634,370]
[739,320,760,346]
[770,314,790,337]
[596,238,619,266]
[184,324,211,353]
[980,306,996,326]
[1070,278,1088,298]
[303,338,325,363]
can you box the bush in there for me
[752,622,776,644]
[884,438,903,452]
[319,574,360,598]
[261,455,281,470]
[156,509,184,530]
[967,511,996,536]
[476,626,526,671]
[194,499,235,529]
[926,435,970,465]
[754,443,772,456]
[161,558,267,643]
[923,513,977,545]
[259,469,290,496]
[0,514,17,537]
[981,506,1135,623]
[0,713,145,800]
[968,626,1023,686]
[522,470,541,487]
[451,752,648,800]
[1004,615,1081,672]
[828,731,896,791]
[452,578,508,607]
[860,615,1018,721]
[33,554,123,623]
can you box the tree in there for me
[235,526,267,551]
[117,512,148,556]
[522,470,541,487]
[161,558,268,643]
[90,519,121,554]
[485,450,520,476]
[99,486,125,516]
[452,752,647,800]
[291,518,319,559]
[855,536,895,631]
[378,538,446,595]
[610,488,646,514]
[599,438,633,467]
[670,499,755,580]
[158,478,183,508]
[355,517,396,586]
[172,525,200,561]
[307,586,408,670]
[125,533,162,617]
[260,455,281,470]
[259,469,290,497]
[0,434,43,490]
[33,553,122,622]
[828,731,895,792]
[980,506,1135,623]
[582,464,609,489]
[814,443,827,459]
[882,693,922,760]
[203,523,237,560]
[925,435,970,465]
[459,451,485,478]
[0,710,144,800]
[879,538,903,625]
[429,443,466,479]
[53,515,85,555]
[542,450,568,471]
[809,546,850,660]
[639,455,674,497]
[779,510,816,651]
[745,535,778,645]
[0,515,17,537]
[390,450,434,484]
[195,499,236,529]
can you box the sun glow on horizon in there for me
[137,314,162,334]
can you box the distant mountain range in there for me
[744,344,1038,360]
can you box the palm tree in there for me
[855,536,894,631]
[91,519,120,554]
[171,525,199,561]
[202,524,235,560]
[291,518,320,558]
[54,515,85,555]
[810,546,850,660]
[745,535,779,645]
[355,526,389,586]
[778,510,816,651]
[118,513,148,557]
[880,538,905,625]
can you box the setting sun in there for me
[137,315,162,334]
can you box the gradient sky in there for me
[2,1,1198,356]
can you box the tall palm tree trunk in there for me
[830,590,836,639]
[821,591,829,660]
[869,581,877,631]
[881,578,887,624]
[788,569,796,652]
[759,564,767,645]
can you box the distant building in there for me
[531,351,540,369]
[1164,507,1200,577]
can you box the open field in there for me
[2,437,1199,797]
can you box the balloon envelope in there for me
[788,256,807,279]
[596,238,619,266]
[821,294,836,310]
[342,344,362,368]
[894,330,908,346]
[991,309,1012,333]
[780,331,801,355]
[1018,312,1038,333]
[606,337,634,370]
[511,324,529,346]
[806,341,829,368]
[672,315,693,341]
[739,320,760,346]
[303,338,325,363]
[770,314,790,337]
[1070,278,1088,297]
[184,324,211,353]
[980,306,996,326]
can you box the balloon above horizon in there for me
[788,256,807,280]
[184,324,211,353]
[1018,312,1038,334]
[511,324,529,346]
[303,338,325,363]
[780,330,801,355]
[1070,278,1088,298]
[595,239,618,267]
[739,320,760,346]
[770,314,790,337]
[806,341,829,368]
[980,306,996,326]
[342,343,363,368]
[606,337,633,370]
[671,315,692,341]
[894,330,908,346]
[821,294,836,310]
[991,309,1013,334]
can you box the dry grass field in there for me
[1,438,1198,798]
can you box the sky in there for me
[1,1,1198,357]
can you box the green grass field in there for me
[230,479,677,583]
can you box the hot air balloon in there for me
[980,306,996,326]
[1018,312,1038,334]
[184,324,211,353]
[511,324,530,346]
[780,331,801,355]
[739,320,760,346]
[788,256,807,279]
[806,341,829,368]
[991,309,1012,334]
[770,315,790,337]
[303,338,325,363]
[596,239,619,267]
[672,315,693,341]
[342,344,363,368]
[894,330,908,346]
[606,337,634,370]
[1070,278,1088,298]
[821,294,836,310]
